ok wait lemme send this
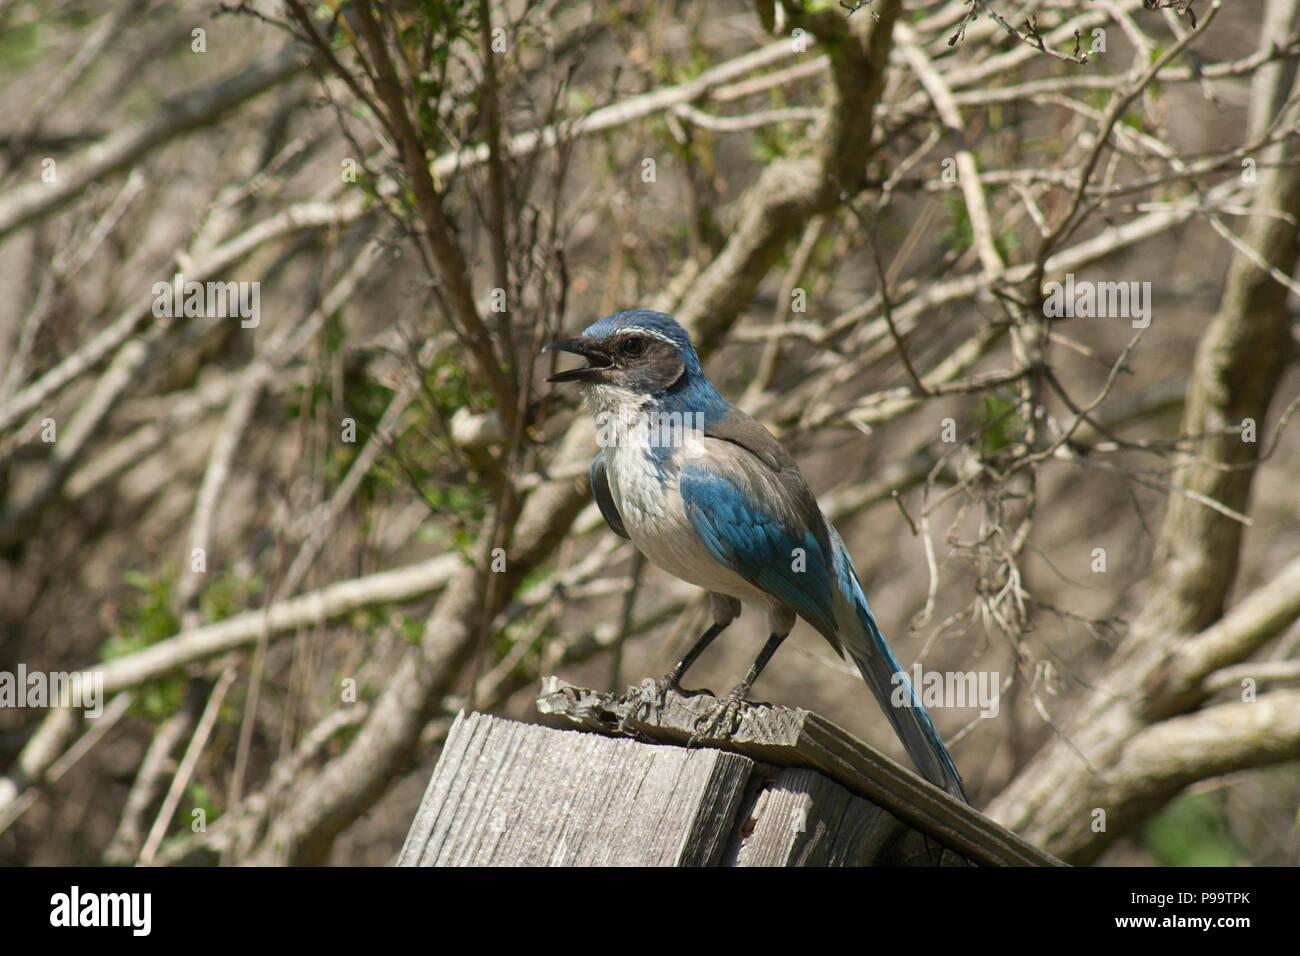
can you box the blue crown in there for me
[582,310,697,359]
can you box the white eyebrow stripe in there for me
[619,327,678,346]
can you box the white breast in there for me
[603,429,769,606]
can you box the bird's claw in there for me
[616,675,678,732]
[687,686,748,748]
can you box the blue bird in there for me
[545,310,968,802]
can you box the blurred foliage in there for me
[199,571,266,623]
[1142,792,1240,866]
[941,191,1019,263]
[0,18,40,69]
[974,391,1026,458]
[102,567,185,719]
[102,566,266,720]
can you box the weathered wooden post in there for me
[398,677,1062,866]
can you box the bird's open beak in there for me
[543,337,613,383]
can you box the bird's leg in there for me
[661,619,730,693]
[619,594,741,732]
[618,618,732,730]
[689,630,788,747]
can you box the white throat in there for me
[582,382,650,418]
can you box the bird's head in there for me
[544,310,701,411]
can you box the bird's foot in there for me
[687,684,750,748]
[616,674,680,732]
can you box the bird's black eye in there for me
[622,335,645,357]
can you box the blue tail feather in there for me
[830,533,969,802]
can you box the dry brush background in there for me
[0,0,1298,865]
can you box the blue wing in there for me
[683,457,968,800]
[589,452,629,539]
[679,461,838,638]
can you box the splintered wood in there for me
[397,678,1063,866]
